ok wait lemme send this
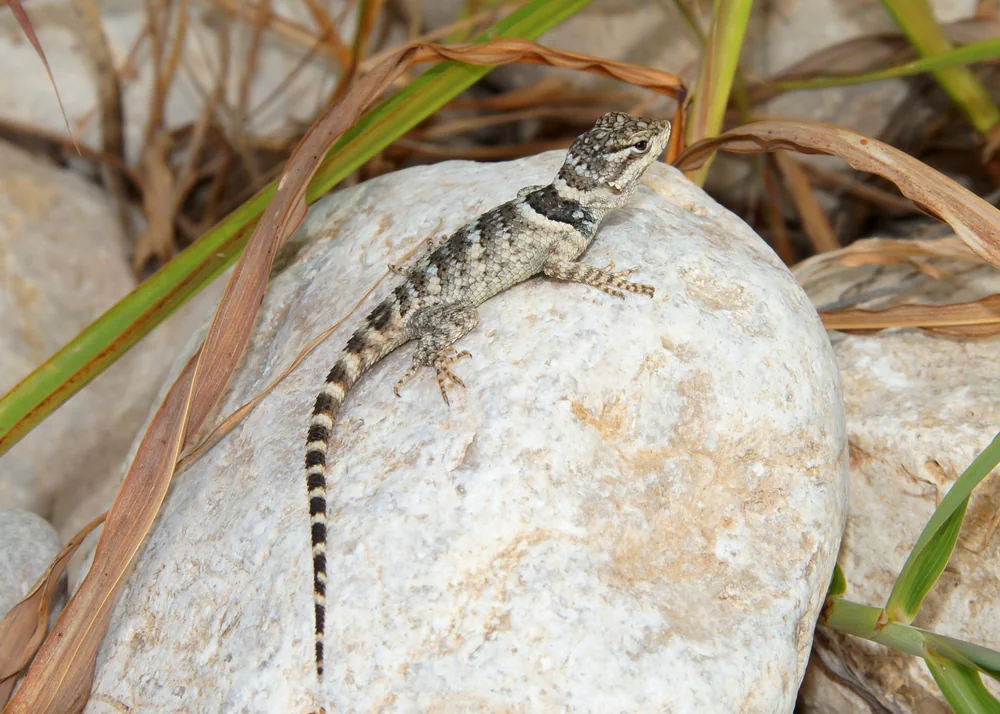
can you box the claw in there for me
[394,348,473,405]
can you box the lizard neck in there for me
[522,183,601,241]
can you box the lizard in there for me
[303,111,672,679]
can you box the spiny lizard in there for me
[304,112,672,679]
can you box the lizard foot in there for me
[597,261,655,299]
[393,347,472,406]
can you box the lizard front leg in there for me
[393,303,479,405]
[543,258,655,299]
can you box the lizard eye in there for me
[631,140,649,152]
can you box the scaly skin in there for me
[304,112,672,679]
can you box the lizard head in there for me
[555,112,672,209]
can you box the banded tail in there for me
[304,288,412,678]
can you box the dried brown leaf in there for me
[0,512,106,708]
[761,160,795,265]
[3,353,196,714]
[820,293,1000,335]
[801,163,918,215]
[773,151,840,254]
[793,235,982,286]
[677,120,1000,268]
[133,133,179,273]
[3,40,690,712]
[72,0,130,244]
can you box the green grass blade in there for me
[826,562,847,600]
[0,0,592,457]
[775,36,1000,92]
[881,429,1000,625]
[880,0,1000,134]
[883,496,968,624]
[684,0,753,186]
[926,650,1000,713]
[924,633,1000,681]
[824,597,1000,680]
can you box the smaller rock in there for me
[0,508,61,617]
[795,241,1000,710]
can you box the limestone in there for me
[0,509,61,617]
[81,152,846,713]
[796,250,1000,711]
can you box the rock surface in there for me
[796,248,1000,711]
[82,152,846,713]
[0,508,61,617]
[0,140,220,539]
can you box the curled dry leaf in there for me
[677,120,1000,269]
[793,236,1000,337]
[2,39,688,713]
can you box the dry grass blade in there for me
[329,0,387,106]
[134,134,179,272]
[760,160,795,264]
[403,40,688,161]
[176,224,438,473]
[801,163,918,215]
[0,512,106,708]
[677,120,1000,268]
[212,0,352,65]
[3,39,690,711]
[3,355,196,713]
[819,293,1000,336]
[6,0,79,152]
[793,235,983,285]
[72,0,130,244]
[773,151,840,254]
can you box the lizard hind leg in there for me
[393,303,479,406]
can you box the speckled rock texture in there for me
[796,250,1000,712]
[0,508,61,617]
[81,152,847,714]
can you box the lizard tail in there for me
[304,288,413,680]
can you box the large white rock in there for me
[82,152,846,713]
[796,250,1000,712]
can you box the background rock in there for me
[81,152,846,713]
[796,246,1000,711]
[395,0,975,136]
[0,508,61,617]
[0,140,221,540]
[0,0,393,163]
